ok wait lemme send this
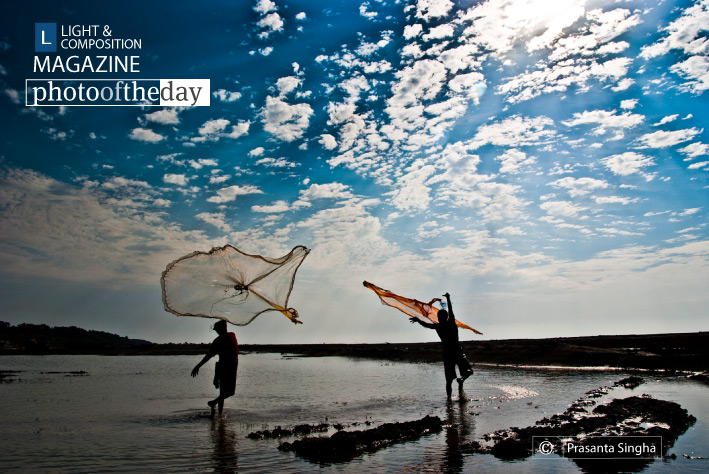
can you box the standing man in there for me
[191,319,238,417]
[411,292,474,399]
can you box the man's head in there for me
[437,309,449,323]
[213,319,227,334]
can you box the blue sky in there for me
[0,0,707,344]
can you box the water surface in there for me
[1,354,706,473]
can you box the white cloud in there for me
[299,182,354,201]
[128,128,165,143]
[253,0,277,14]
[225,121,250,139]
[422,24,455,41]
[636,128,701,148]
[213,89,242,102]
[433,144,529,221]
[601,152,654,176]
[255,157,298,168]
[189,158,218,169]
[671,56,709,93]
[193,118,250,142]
[355,32,393,56]
[43,127,71,141]
[196,212,231,232]
[594,196,637,205]
[295,200,397,271]
[143,108,181,125]
[359,3,378,19]
[620,99,638,110]
[472,115,556,148]
[275,76,301,96]
[498,56,632,104]
[562,109,644,135]
[101,176,151,190]
[415,0,454,22]
[496,149,536,174]
[540,200,587,217]
[389,59,447,108]
[0,167,214,285]
[680,208,701,216]
[678,142,708,160]
[198,118,229,136]
[612,78,634,92]
[319,134,338,150]
[653,114,679,126]
[439,44,483,74]
[209,175,230,184]
[261,96,313,142]
[252,200,291,213]
[390,162,436,212]
[3,88,20,104]
[257,12,284,38]
[477,5,639,103]
[640,0,709,93]
[461,0,586,57]
[498,226,526,236]
[207,185,263,203]
[448,72,486,102]
[688,161,709,170]
[163,174,189,186]
[597,227,643,237]
[403,24,423,39]
[550,177,609,197]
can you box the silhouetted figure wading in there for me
[411,293,473,398]
[191,319,238,417]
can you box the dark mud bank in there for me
[465,376,696,472]
[278,415,443,464]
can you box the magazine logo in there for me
[35,23,57,53]
[26,79,210,107]
[29,23,210,107]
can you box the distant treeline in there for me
[0,321,153,354]
[2,321,707,371]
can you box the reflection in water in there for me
[442,388,475,474]
[210,417,238,474]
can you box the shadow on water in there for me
[210,417,238,474]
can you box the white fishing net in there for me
[161,245,310,325]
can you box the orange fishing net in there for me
[161,245,310,325]
[363,281,482,334]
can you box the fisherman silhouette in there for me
[191,319,238,417]
[411,292,474,398]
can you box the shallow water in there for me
[0,354,706,473]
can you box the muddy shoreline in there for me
[241,332,708,371]
[3,331,707,372]
[244,375,698,471]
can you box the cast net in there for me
[161,245,310,325]
[363,281,482,334]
